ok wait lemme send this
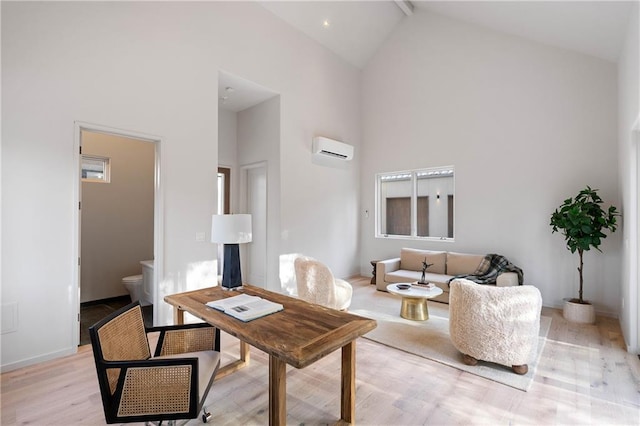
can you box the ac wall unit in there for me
[312,136,354,161]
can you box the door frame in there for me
[631,114,640,353]
[72,121,164,345]
[240,161,268,288]
[216,166,232,277]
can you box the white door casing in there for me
[241,162,267,288]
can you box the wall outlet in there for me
[195,232,205,242]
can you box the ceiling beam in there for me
[394,0,414,16]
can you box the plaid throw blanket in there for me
[449,253,523,286]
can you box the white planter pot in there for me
[563,299,595,324]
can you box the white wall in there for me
[218,108,238,173]
[81,132,154,302]
[278,96,361,278]
[215,109,238,277]
[1,2,360,371]
[360,10,621,315]
[617,3,639,353]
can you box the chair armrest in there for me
[496,272,519,287]
[334,278,353,311]
[335,278,353,293]
[376,258,400,291]
[148,323,219,356]
[100,357,199,370]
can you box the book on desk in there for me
[206,293,284,322]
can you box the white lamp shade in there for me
[211,214,252,244]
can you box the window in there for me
[376,166,454,240]
[81,155,110,183]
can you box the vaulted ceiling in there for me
[260,1,635,68]
[221,1,636,111]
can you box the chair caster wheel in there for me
[202,411,212,423]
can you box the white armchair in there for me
[294,257,352,311]
[449,278,542,374]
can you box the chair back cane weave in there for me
[96,305,151,394]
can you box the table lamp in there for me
[211,214,252,290]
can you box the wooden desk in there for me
[164,284,376,425]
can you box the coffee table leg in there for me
[269,355,286,426]
[400,297,429,321]
[341,341,356,423]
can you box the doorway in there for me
[217,70,279,290]
[73,122,162,347]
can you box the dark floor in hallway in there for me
[79,297,153,346]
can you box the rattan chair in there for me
[89,302,220,424]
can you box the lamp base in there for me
[222,244,243,290]
[222,286,243,291]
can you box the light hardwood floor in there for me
[2,277,639,425]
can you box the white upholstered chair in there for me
[294,257,353,311]
[449,278,542,375]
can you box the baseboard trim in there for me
[80,294,131,307]
[1,346,77,373]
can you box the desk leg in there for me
[240,341,250,363]
[173,306,185,325]
[215,340,251,380]
[341,341,356,424]
[172,306,250,380]
[269,355,286,426]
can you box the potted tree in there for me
[550,186,619,324]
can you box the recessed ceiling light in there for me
[322,19,330,28]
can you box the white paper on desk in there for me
[206,294,283,321]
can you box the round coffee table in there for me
[386,283,444,321]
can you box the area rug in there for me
[350,283,551,391]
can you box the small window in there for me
[376,166,454,241]
[81,155,110,183]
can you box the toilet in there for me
[122,274,144,304]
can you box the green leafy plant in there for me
[550,186,619,304]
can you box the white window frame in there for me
[375,165,455,242]
[81,155,110,183]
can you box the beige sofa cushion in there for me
[400,248,446,274]
[446,252,484,276]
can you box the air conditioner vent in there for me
[318,149,348,159]
[312,136,354,161]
